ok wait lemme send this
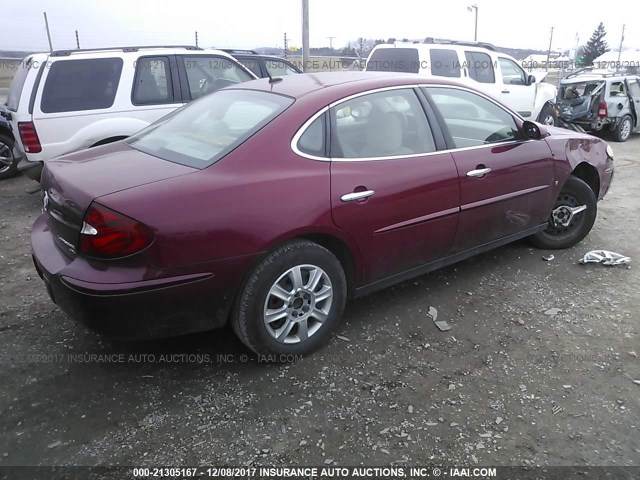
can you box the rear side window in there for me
[366,48,420,73]
[297,113,326,157]
[132,56,174,105]
[41,58,123,113]
[429,49,460,78]
[464,51,495,84]
[6,57,33,111]
[331,88,436,158]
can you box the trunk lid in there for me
[40,141,196,257]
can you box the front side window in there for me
[132,56,173,105]
[126,89,293,168]
[265,60,300,76]
[464,51,495,84]
[41,58,123,113]
[498,57,527,85]
[425,87,519,148]
[237,58,262,77]
[330,88,436,158]
[430,49,460,78]
[182,56,254,100]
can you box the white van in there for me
[5,46,256,181]
[365,40,558,126]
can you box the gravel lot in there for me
[0,136,639,469]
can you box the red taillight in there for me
[18,121,42,153]
[598,101,608,118]
[79,203,154,259]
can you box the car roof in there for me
[561,74,634,84]
[229,71,469,101]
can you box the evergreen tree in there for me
[582,22,610,66]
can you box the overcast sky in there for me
[1,0,637,54]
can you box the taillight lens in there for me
[598,101,608,118]
[79,203,154,259]
[18,121,42,153]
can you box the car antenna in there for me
[265,69,283,84]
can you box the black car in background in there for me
[222,49,302,78]
[0,104,18,180]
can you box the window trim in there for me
[131,55,180,107]
[291,84,529,162]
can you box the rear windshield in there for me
[41,58,123,113]
[367,48,420,73]
[126,89,293,168]
[6,57,33,111]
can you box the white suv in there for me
[5,46,256,181]
[365,40,558,126]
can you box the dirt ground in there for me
[0,135,639,471]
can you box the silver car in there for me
[558,69,640,142]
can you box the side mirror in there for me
[527,74,536,85]
[522,120,544,140]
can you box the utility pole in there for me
[467,5,478,41]
[546,26,554,71]
[616,24,625,71]
[327,36,335,52]
[43,12,53,52]
[195,31,199,47]
[75,30,80,49]
[284,32,288,58]
[302,0,309,72]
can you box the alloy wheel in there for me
[263,264,333,344]
[0,142,14,174]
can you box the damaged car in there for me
[31,72,614,355]
[558,70,640,142]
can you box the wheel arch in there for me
[296,232,358,295]
[0,125,14,142]
[225,229,362,328]
[571,162,600,198]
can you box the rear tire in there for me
[232,241,347,356]
[529,176,597,249]
[612,115,633,142]
[0,133,18,180]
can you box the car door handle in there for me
[341,190,375,202]
[466,167,492,177]
[501,90,510,94]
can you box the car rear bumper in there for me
[31,215,251,339]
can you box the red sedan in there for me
[31,72,614,354]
